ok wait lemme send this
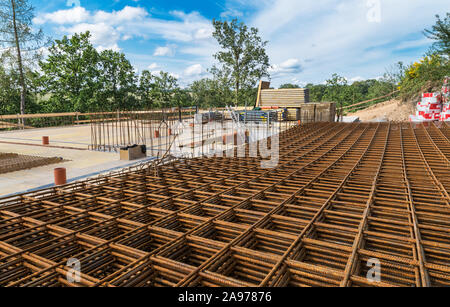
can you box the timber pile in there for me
[259,88,310,107]
[284,102,336,122]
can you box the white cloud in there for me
[154,46,175,57]
[220,9,243,19]
[34,5,214,62]
[347,76,365,83]
[249,0,450,86]
[96,44,121,52]
[148,69,180,80]
[60,22,121,51]
[184,64,204,77]
[269,58,303,77]
[394,38,432,50]
[134,10,214,42]
[33,6,89,25]
[93,6,148,24]
[33,1,450,87]
[170,72,180,79]
[148,63,160,70]
[32,6,219,87]
[194,28,213,40]
[290,78,306,87]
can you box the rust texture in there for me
[0,153,63,174]
[0,122,449,287]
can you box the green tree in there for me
[0,55,20,114]
[398,52,449,99]
[306,83,326,102]
[383,61,406,87]
[138,70,155,109]
[366,80,394,99]
[97,49,137,110]
[424,13,450,57]
[0,0,47,117]
[189,78,233,108]
[173,88,191,108]
[211,18,270,106]
[39,32,100,112]
[323,74,348,120]
[152,71,178,108]
[279,83,300,88]
[0,49,41,114]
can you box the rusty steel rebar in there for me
[0,122,449,287]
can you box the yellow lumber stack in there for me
[259,88,310,107]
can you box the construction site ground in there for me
[0,122,289,196]
[0,125,154,196]
[348,98,416,122]
[0,121,448,287]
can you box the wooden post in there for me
[255,80,271,108]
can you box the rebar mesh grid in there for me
[0,153,63,174]
[0,122,449,287]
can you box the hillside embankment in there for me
[348,98,416,122]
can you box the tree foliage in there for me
[0,0,45,51]
[397,52,449,100]
[39,32,142,112]
[138,70,155,109]
[97,49,137,110]
[2,13,448,116]
[424,13,450,57]
[0,49,40,114]
[152,71,178,108]
[190,78,233,108]
[39,32,100,112]
[306,74,396,108]
[0,0,47,115]
[211,18,270,105]
[279,83,300,89]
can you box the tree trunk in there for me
[11,0,26,127]
[234,51,240,107]
[235,80,239,107]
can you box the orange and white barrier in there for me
[415,92,442,121]
[411,78,450,122]
[440,102,450,121]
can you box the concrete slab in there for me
[0,121,295,196]
[0,125,92,149]
[0,141,155,196]
[0,125,155,196]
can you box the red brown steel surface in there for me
[0,122,449,287]
[0,153,63,174]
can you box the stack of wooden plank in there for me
[259,88,310,107]
[284,102,336,122]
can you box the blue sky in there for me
[30,0,450,87]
